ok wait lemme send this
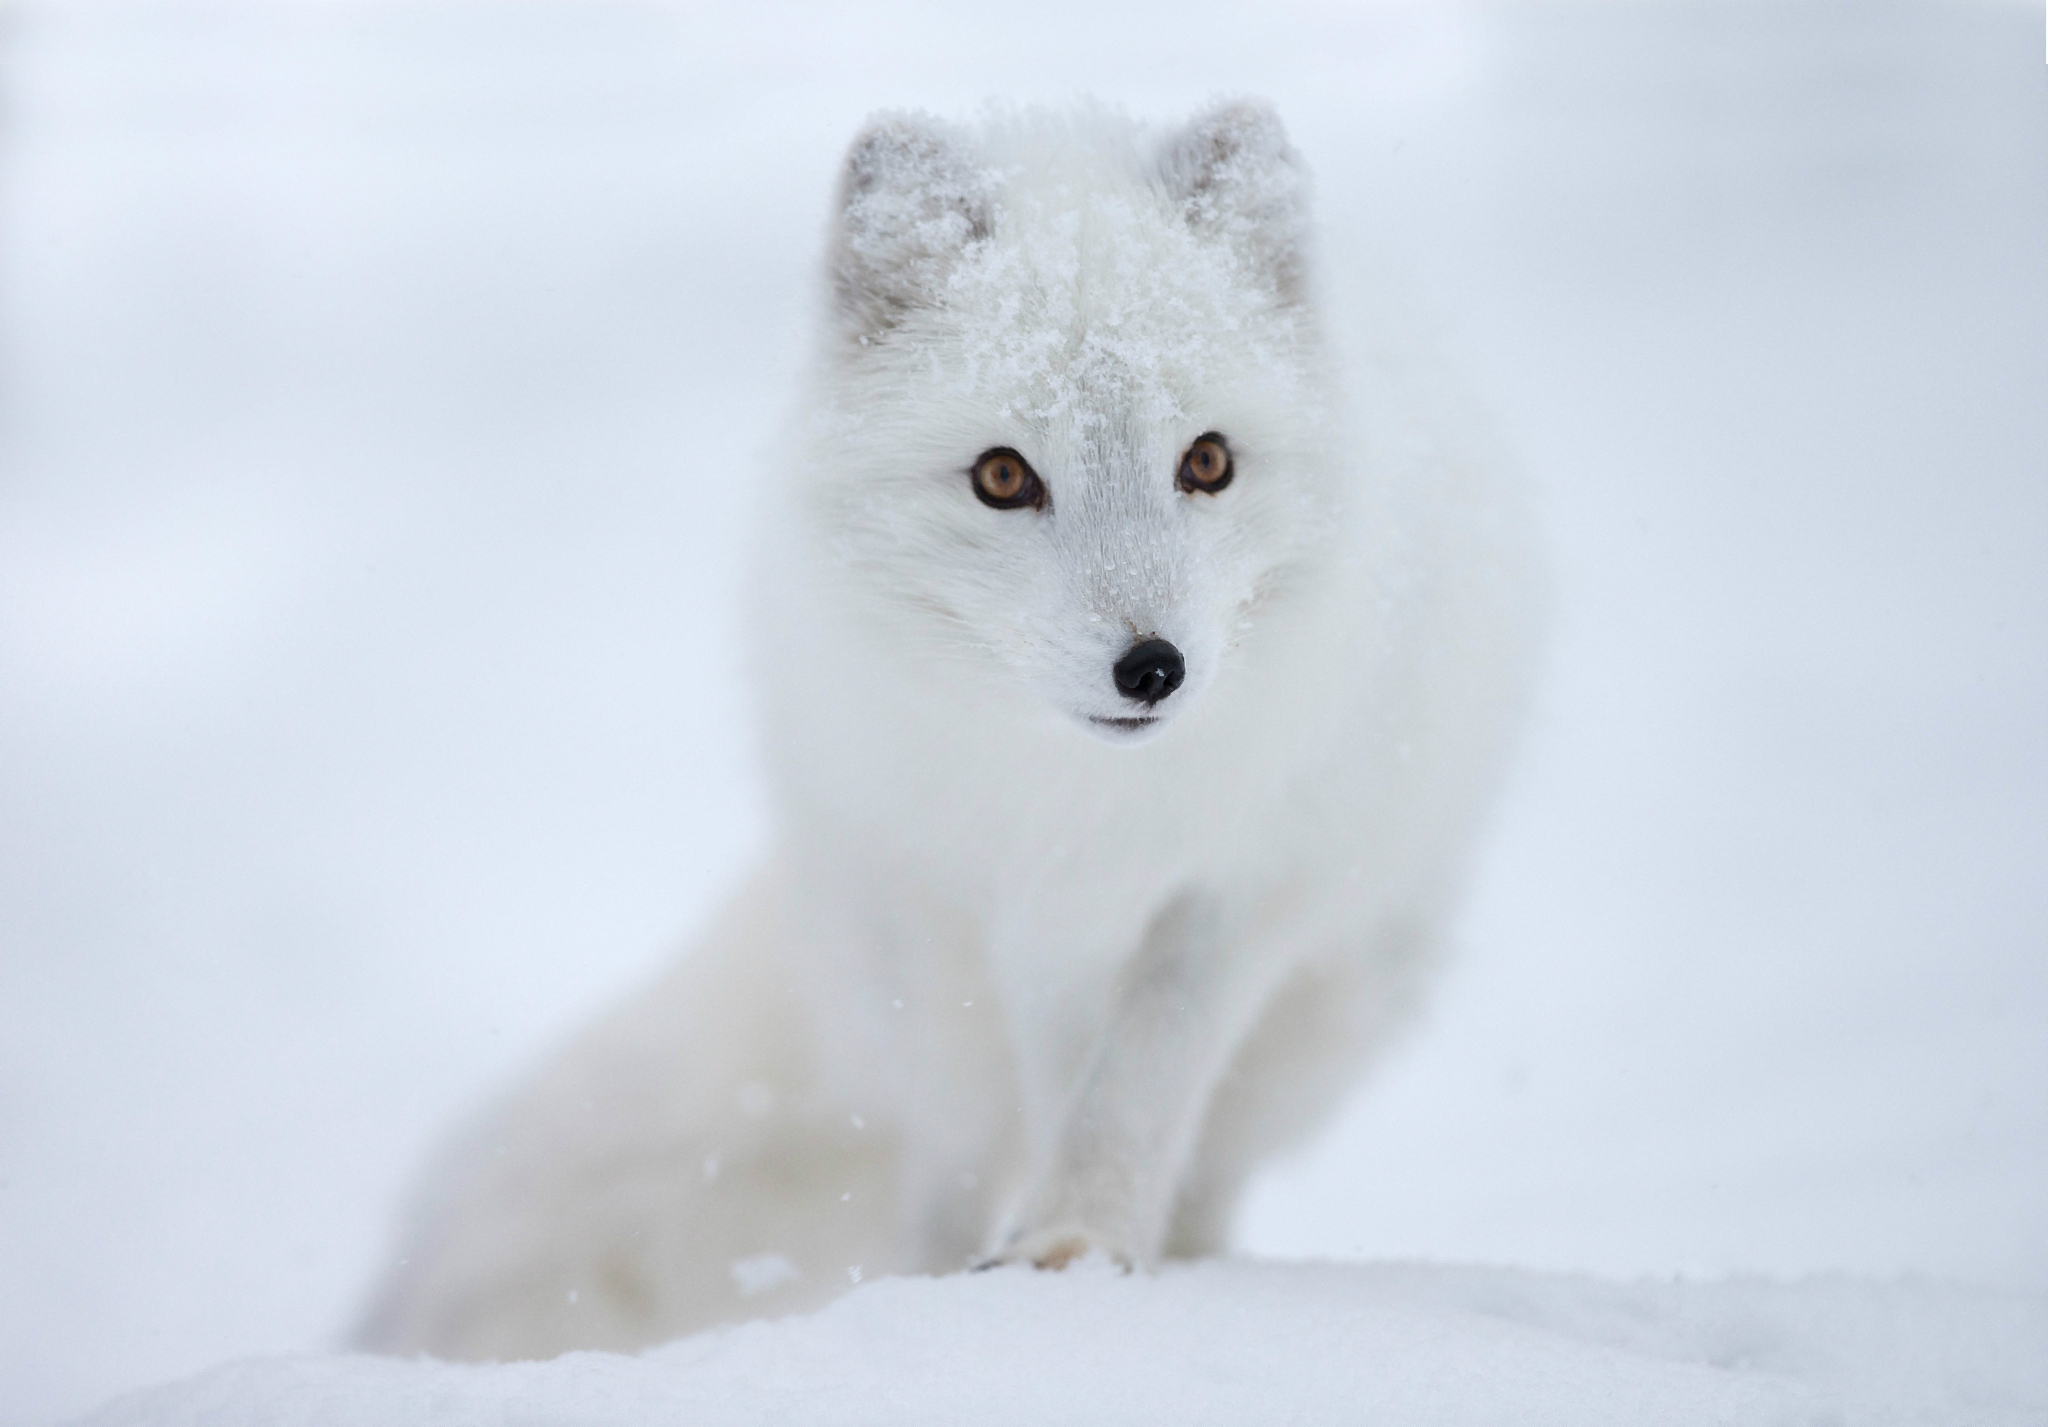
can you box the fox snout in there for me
[1113,638,1185,706]
[1085,636,1191,740]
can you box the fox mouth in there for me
[1081,716,1163,741]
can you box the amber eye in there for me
[1177,434,1234,494]
[970,447,1047,511]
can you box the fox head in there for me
[801,102,1344,746]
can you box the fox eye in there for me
[970,447,1047,511]
[1176,433,1234,495]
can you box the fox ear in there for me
[831,113,992,342]
[1158,99,1309,301]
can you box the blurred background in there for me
[1,1,2042,1421]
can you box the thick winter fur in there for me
[357,100,1537,1360]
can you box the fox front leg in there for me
[985,895,1289,1271]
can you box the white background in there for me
[2,3,2042,1422]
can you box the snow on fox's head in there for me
[805,102,1341,745]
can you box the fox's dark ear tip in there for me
[839,113,940,195]
[1196,98,1287,145]
[1168,98,1293,177]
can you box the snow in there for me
[2,0,2044,1424]
[78,1262,2048,1427]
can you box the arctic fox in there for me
[358,100,1535,1360]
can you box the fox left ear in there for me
[1157,99,1310,302]
[831,112,993,343]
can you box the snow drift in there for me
[77,1260,2048,1426]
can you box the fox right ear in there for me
[1158,99,1309,302]
[831,113,992,343]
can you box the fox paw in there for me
[973,1226,1133,1273]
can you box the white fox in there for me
[358,99,1536,1361]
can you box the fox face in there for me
[805,103,1341,745]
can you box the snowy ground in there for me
[2,2,2044,1424]
[75,1262,2048,1427]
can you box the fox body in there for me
[359,101,1535,1360]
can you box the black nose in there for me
[1112,638,1185,706]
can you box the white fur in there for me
[356,100,1538,1360]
